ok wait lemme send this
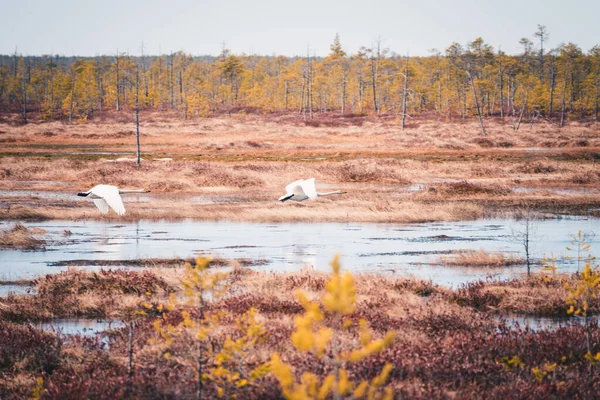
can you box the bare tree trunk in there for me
[524,217,531,278]
[126,321,134,395]
[341,76,346,114]
[179,68,184,107]
[515,90,529,131]
[499,71,504,119]
[158,57,163,109]
[0,73,6,108]
[141,42,148,99]
[301,71,307,119]
[510,81,517,128]
[587,319,593,375]
[437,76,442,115]
[136,66,141,166]
[97,73,104,112]
[358,75,363,113]
[196,295,205,400]
[549,68,556,118]
[69,69,75,124]
[370,54,378,115]
[308,52,313,120]
[300,74,306,117]
[12,49,18,79]
[595,75,599,121]
[22,76,27,122]
[401,55,409,130]
[560,72,567,127]
[309,73,313,120]
[467,70,486,135]
[170,54,174,110]
[115,52,120,111]
[284,80,288,110]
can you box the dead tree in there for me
[595,72,599,121]
[549,61,557,118]
[115,51,120,111]
[466,69,487,135]
[401,54,409,129]
[369,41,381,115]
[21,69,27,123]
[514,89,529,131]
[511,206,535,278]
[533,25,549,79]
[136,66,141,166]
[309,50,313,120]
[126,321,134,395]
[69,67,75,124]
[560,70,568,127]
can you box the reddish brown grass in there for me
[0,113,599,222]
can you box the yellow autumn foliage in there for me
[272,256,396,399]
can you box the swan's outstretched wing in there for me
[285,179,305,195]
[92,199,110,214]
[300,178,318,199]
[91,185,126,216]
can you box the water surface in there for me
[1,217,597,286]
[37,319,125,336]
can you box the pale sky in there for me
[1,0,599,57]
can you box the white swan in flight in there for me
[77,184,150,215]
[279,178,346,202]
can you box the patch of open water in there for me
[0,190,235,205]
[512,186,597,195]
[0,217,597,286]
[37,319,125,337]
[500,315,589,331]
[0,284,34,296]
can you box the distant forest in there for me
[1,28,599,125]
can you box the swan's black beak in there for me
[341,191,348,194]
[279,194,294,202]
[145,190,151,193]
[77,192,88,197]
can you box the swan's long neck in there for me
[317,190,343,197]
[118,189,147,194]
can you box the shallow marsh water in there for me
[0,284,34,296]
[37,318,125,337]
[501,315,590,331]
[34,315,589,339]
[0,217,597,286]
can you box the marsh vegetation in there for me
[0,254,599,399]
[0,110,599,398]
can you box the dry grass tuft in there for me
[427,181,511,196]
[0,223,46,250]
[326,160,408,184]
[440,249,524,267]
[570,171,599,184]
[0,268,176,322]
[450,274,592,315]
[514,161,559,174]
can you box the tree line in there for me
[0,28,598,126]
